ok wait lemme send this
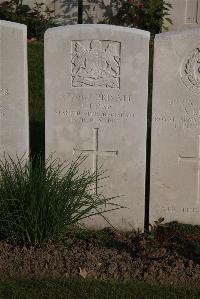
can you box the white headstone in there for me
[150,29,200,225]
[45,24,150,230]
[0,21,29,159]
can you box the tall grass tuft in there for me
[0,155,121,246]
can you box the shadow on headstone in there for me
[47,0,121,25]
[51,0,78,24]
[83,0,121,24]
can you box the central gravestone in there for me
[45,25,150,230]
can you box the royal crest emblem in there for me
[181,46,200,94]
[71,40,121,88]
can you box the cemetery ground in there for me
[2,40,200,298]
[2,222,200,298]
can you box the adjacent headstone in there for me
[45,24,150,230]
[150,29,200,225]
[0,21,29,159]
[166,0,200,31]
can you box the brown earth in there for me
[1,223,200,288]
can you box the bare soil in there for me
[1,223,200,288]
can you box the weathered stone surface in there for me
[150,29,200,225]
[45,24,150,230]
[0,21,29,159]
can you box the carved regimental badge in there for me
[181,47,200,94]
[71,40,121,88]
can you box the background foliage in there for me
[0,0,172,37]
[0,0,57,39]
[106,0,172,35]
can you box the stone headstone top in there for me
[44,24,150,36]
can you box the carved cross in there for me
[178,135,200,204]
[73,128,118,194]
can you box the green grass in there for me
[0,155,121,245]
[0,277,200,299]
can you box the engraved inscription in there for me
[153,98,200,129]
[71,40,121,88]
[178,135,200,204]
[161,206,200,213]
[0,89,8,116]
[181,46,200,94]
[0,104,7,115]
[0,88,8,96]
[73,128,118,194]
[56,93,135,124]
